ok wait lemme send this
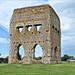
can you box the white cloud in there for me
[61,35,75,41]
[0,1,39,31]
[0,0,75,32]
[0,0,73,32]
[46,0,75,32]
[0,54,8,58]
[60,8,75,17]
[60,16,73,31]
[47,0,75,7]
[47,0,65,6]
[0,37,9,44]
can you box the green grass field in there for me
[0,61,75,75]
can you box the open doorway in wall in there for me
[17,45,25,60]
[34,44,43,60]
[54,46,58,63]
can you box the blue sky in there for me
[0,0,75,58]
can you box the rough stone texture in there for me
[9,4,61,64]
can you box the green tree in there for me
[61,54,73,61]
[4,56,8,63]
[0,56,8,63]
[0,58,4,63]
[68,56,73,59]
[35,57,42,60]
[0,53,1,56]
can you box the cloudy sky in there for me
[0,0,75,58]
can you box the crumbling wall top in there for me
[13,4,59,21]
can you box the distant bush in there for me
[4,57,8,63]
[61,54,73,61]
[0,56,8,63]
[35,57,42,60]
[0,58,4,63]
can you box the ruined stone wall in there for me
[50,8,61,64]
[9,4,61,64]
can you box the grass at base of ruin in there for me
[0,61,75,75]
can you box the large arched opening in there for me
[32,44,43,60]
[54,46,58,63]
[17,44,25,60]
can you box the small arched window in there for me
[17,26,23,33]
[34,24,42,31]
[25,25,32,31]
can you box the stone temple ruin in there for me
[9,4,61,64]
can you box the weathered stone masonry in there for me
[9,4,61,64]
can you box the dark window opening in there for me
[17,26,23,33]
[26,25,32,31]
[52,26,54,29]
[46,30,49,32]
[32,32,33,34]
[55,28,57,31]
[39,31,41,33]
[10,34,12,36]
[57,31,59,33]
[34,24,42,31]
[43,41,44,42]
[40,8,43,11]
[13,42,15,44]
